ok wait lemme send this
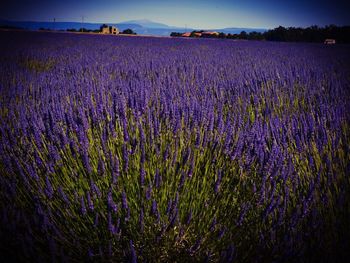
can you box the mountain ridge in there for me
[121,19,170,28]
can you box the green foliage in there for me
[170,25,350,43]
[122,29,136,35]
[170,32,182,37]
[19,57,56,72]
[264,25,350,43]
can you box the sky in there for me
[1,0,350,29]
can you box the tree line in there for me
[171,25,350,43]
[66,27,136,35]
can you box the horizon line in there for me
[1,18,349,30]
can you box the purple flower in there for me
[140,142,146,165]
[223,244,235,262]
[25,162,39,182]
[45,175,54,199]
[190,237,202,253]
[107,191,118,213]
[69,139,77,157]
[129,240,137,263]
[139,121,145,143]
[122,191,128,209]
[154,168,161,189]
[140,163,145,186]
[97,157,105,176]
[195,129,201,148]
[210,217,217,232]
[166,199,172,216]
[108,211,116,234]
[58,186,70,205]
[172,142,178,166]
[111,155,120,185]
[115,217,121,234]
[86,191,94,211]
[122,144,129,172]
[185,209,192,225]
[188,153,194,177]
[173,110,181,134]
[237,203,250,226]
[139,206,144,232]
[151,200,160,222]
[163,145,169,161]
[122,117,129,142]
[82,152,92,174]
[146,183,152,200]
[182,147,190,166]
[218,227,226,239]
[88,248,94,258]
[80,196,87,216]
[169,207,178,227]
[214,169,222,193]
[90,180,102,199]
[48,144,60,163]
[178,171,186,191]
[94,212,99,228]
[208,111,214,133]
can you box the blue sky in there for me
[1,0,349,29]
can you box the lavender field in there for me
[0,30,350,262]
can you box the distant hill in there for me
[0,19,267,36]
[115,23,143,32]
[120,19,170,29]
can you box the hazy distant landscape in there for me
[2,18,350,44]
[0,19,267,36]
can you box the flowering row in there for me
[0,31,349,262]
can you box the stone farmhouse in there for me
[100,24,119,35]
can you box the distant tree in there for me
[122,29,136,35]
[226,33,239,39]
[78,28,88,32]
[239,31,248,39]
[171,25,350,43]
[170,32,182,37]
[262,25,350,43]
[0,24,24,30]
[248,31,264,40]
[100,24,108,31]
[218,32,226,39]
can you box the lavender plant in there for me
[0,30,350,262]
